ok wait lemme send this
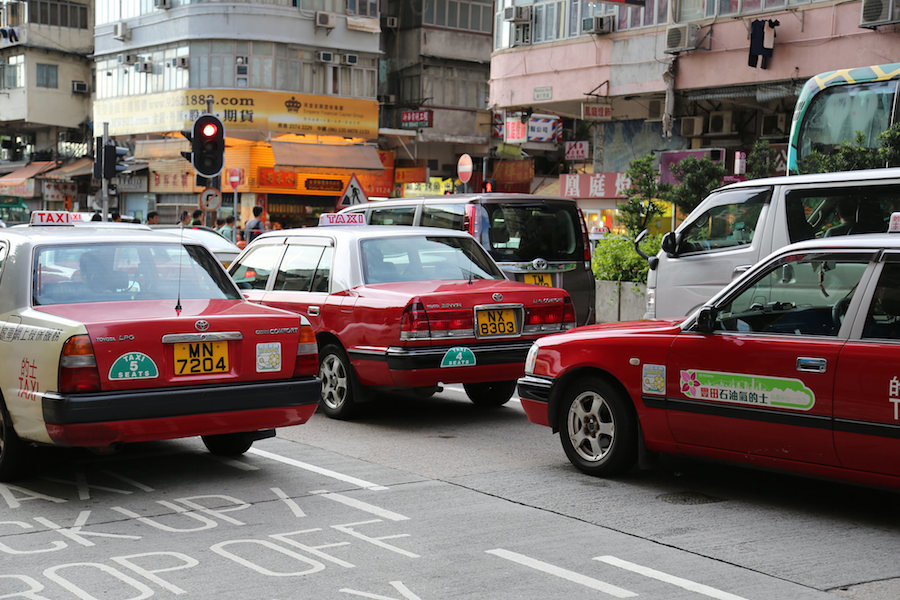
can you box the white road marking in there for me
[595,556,751,600]
[486,549,636,598]
[310,490,409,521]
[272,487,307,517]
[248,448,388,491]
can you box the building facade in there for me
[489,0,900,232]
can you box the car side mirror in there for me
[661,231,681,257]
[695,306,718,333]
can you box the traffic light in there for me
[483,178,496,193]
[93,138,128,180]
[182,114,225,178]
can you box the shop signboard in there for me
[559,173,630,199]
[400,110,433,129]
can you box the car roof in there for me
[256,225,476,243]
[340,194,578,207]
[717,167,900,192]
[0,225,198,245]
[776,232,900,253]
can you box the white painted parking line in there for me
[311,490,410,521]
[595,556,751,600]
[248,448,389,491]
[486,549,636,598]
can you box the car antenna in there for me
[175,224,185,311]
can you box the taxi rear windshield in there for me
[32,242,241,305]
[484,203,583,262]
[361,235,505,284]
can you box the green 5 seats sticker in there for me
[109,352,159,380]
[680,369,815,410]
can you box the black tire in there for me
[202,432,254,456]
[557,376,637,476]
[318,344,362,419]
[0,399,28,482]
[463,380,517,407]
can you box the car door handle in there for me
[796,357,827,373]
[732,265,752,279]
[308,306,320,316]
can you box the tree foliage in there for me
[746,139,778,180]
[797,123,900,174]
[592,234,662,283]
[666,156,727,214]
[617,154,670,237]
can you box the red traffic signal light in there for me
[189,114,225,178]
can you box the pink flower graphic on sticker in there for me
[680,370,700,396]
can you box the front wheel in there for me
[463,380,517,407]
[319,344,361,419]
[0,400,28,481]
[557,376,637,476]
[202,432,254,456]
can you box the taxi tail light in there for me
[59,335,101,393]
[577,208,591,263]
[294,324,319,377]
[464,204,482,240]
[400,301,431,340]
[562,297,577,329]
[427,308,474,337]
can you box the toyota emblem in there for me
[195,320,210,332]
[532,258,548,270]
[492,293,503,302]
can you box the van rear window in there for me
[484,203,582,262]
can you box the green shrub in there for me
[592,234,662,284]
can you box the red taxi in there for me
[229,216,576,418]
[0,212,320,481]
[519,223,900,489]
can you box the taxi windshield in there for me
[361,235,505,284]
[32,242,241,305]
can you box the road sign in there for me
[227,168,244,190]
[337,174,368,208]
[199,187,222,211]
[457,154,473,184]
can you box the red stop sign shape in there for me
[457,154,473,184]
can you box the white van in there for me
[645,167,900,319]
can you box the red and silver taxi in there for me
[0,212,320,481]
[229,215,576,418]
[519,219,900,489]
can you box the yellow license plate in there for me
[173,341,229,375]
[476,309,519,337]
[525,274,553,287]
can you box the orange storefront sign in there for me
[492,159,534,184]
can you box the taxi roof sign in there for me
[890,212,900,233]
[31,211,84,225]
[319,213,365,226]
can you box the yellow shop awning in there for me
[271,141,384,173]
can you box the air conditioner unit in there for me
[680,116,705,137]
[316,51,334,63]
[235,56,248,65]
[512,23,531,46]
[378,94,397,104]
[647,99,663,122]
[342,54,358,65]
[174,56,189,69]
[708,110,733,135]
[136,61,153,73]
[112,21,129,41]
[860,0,900,27]
[503,6,532,22]
[664,23,700,54]
[761,113,788,138]
[71,81,88,94]
[582,15,614,34]
[154,0,171,8]
[382,16,398,28]
[122,53,138,65]
[316,11,336,28]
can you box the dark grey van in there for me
[339,194,596,325]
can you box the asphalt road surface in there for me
[1,386,898,599]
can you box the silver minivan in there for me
[645,167,900,319]
[339,194,596,325]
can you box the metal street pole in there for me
[101,122,109,222]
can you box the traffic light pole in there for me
[101,122,109,222]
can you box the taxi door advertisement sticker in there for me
[441,347,476,367]
[680,369,815,410]
[109,352,159,380]
[642,364,666,395]
[256,342,282,372]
